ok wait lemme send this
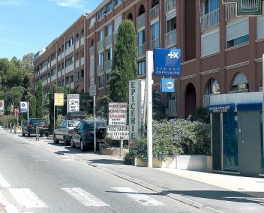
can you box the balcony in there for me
[51,59,56,67]
[81,57,84,65]
[97,64,104,75]
[58,71,61,78]
[80,37,84,46]
[200,8,220,31]
[150,4,159,21]
[165,29,176,47]
[225,3,236,21]
[40,66,47,74]
[165,0,176,13]
[136,14,145,29]
[138,44,145,57]
[65,45,74,56]
[113,31,118,42]
[105,34,113,47]
[51,75,56,82]
[75,41,79,49]
[105,60,112,71]
[90,46,94,56]
[42,79,47,86]
[58,53,62,61]
[66,63,74,73]
[97,39,104,51]
[149,38,159,50]
[75,60,79,68]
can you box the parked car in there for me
[53,119,81,145]
[22,118,49,137]
[71,119,106,151]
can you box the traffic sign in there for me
[20,101,27,112]
[89,85,96,96]
[160,78,175,93]
[154,48,181,77]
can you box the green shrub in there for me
[126,119,211,162]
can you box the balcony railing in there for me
[225,3,236,21]
[66,63,74,73]
[150,4,159,21]
[75,41,79,49]
[136,13,145,29]
[81,57,84,65]
[97,39,104,51]
[80,37,84,46]
[165,29,176,47]
[65,45,74,56]
[75,60,79,68]
[51,59,56,67]
[97,64,104,75]
[149,38,159,50]
[200,8,220,31]
[165,0,176,12]
[105,60,112,70]
[113,31,118,42]
[90,46,94,56]
[51,75,56,82]
[138,44,145,57]
[105,34,112,46]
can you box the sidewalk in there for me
[80,152,264,213]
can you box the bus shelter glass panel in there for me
[223,112,238,172]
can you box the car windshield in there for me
[67,120,80,127]
[31,119,46,125]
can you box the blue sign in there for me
[160,78,175,93]
[154,48,181,77]
[20,101,27,113]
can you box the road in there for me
[0,130,209,213]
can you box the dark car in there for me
[53,119,81,145]
[22,118,49,137]
[71,119,106,151]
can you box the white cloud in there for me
[49,0,82,8]
[0,38,23,46]
[0,1,21,6]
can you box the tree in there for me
[29,96,36,118]
[109,19,138,103]
[36,81,43,118]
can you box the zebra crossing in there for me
[0,173,165,213]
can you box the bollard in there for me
[120,136,123,157]
[13,125,16,134]
[36,126,39,141]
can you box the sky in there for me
[0,0,99,61]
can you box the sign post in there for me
[54,93,64,134]
[89,84,96,153]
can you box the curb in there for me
[87,162,223,213]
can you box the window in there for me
[227,34,249,48]
[98,52,104,65]
[75,71,79,81]
[107,24,112,36]
[70,75,74,83]
[51,68,56,76]
[138,30,145,45]
[76,33,79,41]
[81,69,84,78]
[81,29,84,37]
[138,61,145,75]
[99,75,104,88]
[106,72,110,87]
[106,47,112,60]
[151,22,159,40]
[90,16,96,27]
[99,29,104,41]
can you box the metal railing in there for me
[165,29,176,47]
[225,3,236,21]
[165,0,176,12]
[150,4,159,21]
[136,13,145,29]
[97,39,104,51]
[149,38,159,50]
[138,44,145,57]
[105,34,113,47]
[200,8,220,31]
[89,46,94,56]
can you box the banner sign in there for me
[160,78,175,92]
[129,80,139,141]
[67,94,79,112]
[0,100,4,115]
[20,101,27,113]
[108,102,127,125]
[54,93,64,106]
[106,125,129,140]
[154,48,181,77]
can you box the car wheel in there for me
[63,137,68,146]
[53,134,59,143]
[80,140,86,151]
[71,139,75,148]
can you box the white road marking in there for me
[0,174,11,188]
[8,188,48,208]
[0,191,20,213]
[62,187,110,207]
[111,187,165,206]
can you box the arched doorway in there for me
[185,83,196,118]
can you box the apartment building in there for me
[34,0,264,119]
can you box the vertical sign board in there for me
[129,80,139,144]
[108,102,127,125]
[0,100,4,115]
[54,93,64,106]
[20,102,28,113]
[138,79,146,137]
[67,94,79,112]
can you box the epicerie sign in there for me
[108,102,127,125]
[106,125,129,140]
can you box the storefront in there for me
[206,92,263,176]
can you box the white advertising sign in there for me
[106,125,129,140]
[20,101,27,113]
[108,102,127,125]
[67,94,80,112]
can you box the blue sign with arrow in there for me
[154,48,181,77]
[161,78,175,93]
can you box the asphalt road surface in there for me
[0,130,210,213]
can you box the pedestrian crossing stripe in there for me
[62,187,110,207]
[111,187,165,206]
